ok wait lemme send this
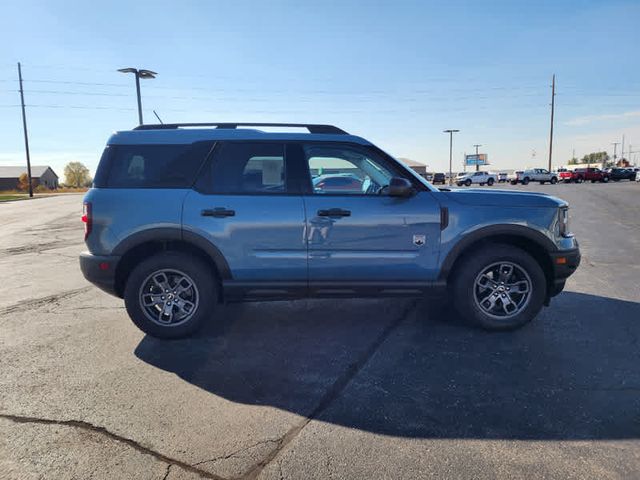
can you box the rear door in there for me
[182,142,307,295]
[299,142,442,290]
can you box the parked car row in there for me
[556,167,638,184]
[424,166,638,187]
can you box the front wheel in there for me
[450,244,546,330]
[602,176,609,183]
[522,178,530,185]
[124,251,217,339]
[487,178,494,186]
[465,179,472,187]
[575,177,583,183]
[550,177,558,184]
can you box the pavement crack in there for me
[193,438,280,467]
[238,300,417,480]
[0,287,92,315]
[161,464,172,480]
[0,413,227,480]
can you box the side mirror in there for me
[387,177,414,197]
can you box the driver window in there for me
[304,145,395,195]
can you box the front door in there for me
[182,142,307,297]
[299,143,442,292]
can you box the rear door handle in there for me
[317,208,351,217]
[201,207,235,218]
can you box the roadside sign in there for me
[465,154,488,166]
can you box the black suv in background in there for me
[432,172,446,184]
[610,168,637,181]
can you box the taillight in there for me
[82,201,92,240]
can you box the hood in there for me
[441,188,567,208]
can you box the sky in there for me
[0,0,639,178]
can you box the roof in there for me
[397,157,427,168]
[0,165,57,179]
[108,127,372,146]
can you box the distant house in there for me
[0,165,59,190]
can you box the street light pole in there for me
[444,129,460,186]
[473,144,482,172]
[118,68,157,125]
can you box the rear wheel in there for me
[602,176,609,183]
[124,251,217,339]
[451,244,546,330]
[575,176,583,183]
[465,179,472,187]
[550,177,558,184]
[522,178,530,185]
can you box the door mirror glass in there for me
[387,177,414,197]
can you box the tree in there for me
[580,151,608,166]
[16,173,36,191]
[64,162,92,188]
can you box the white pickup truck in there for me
[514,168,559,185]
[456,171,498,187]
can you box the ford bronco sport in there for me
[80,123,580,338]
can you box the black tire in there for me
[540,181,545,185]
[575,176,583,183]
[522,178,530,185]
[124,251,217,339]
[550,177,558,184]
[487,178,494,186]
[465,179,472,187]
[457,182,463,187]
[602,176,609,183]
[450,244,546,331]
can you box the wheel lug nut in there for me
[161,296,165,300]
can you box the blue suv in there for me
[80,123,580,338]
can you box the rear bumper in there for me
[79,252,121,297]
[549,247,581,296]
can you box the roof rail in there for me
[133,122,348,135]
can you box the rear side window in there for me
[203,142,286,194]
[105,142,212,188]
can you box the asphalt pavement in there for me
[1,183,639,479]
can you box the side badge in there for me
[413,234,426,247]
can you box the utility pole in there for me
[17,62,33,198]
[473,144,482,172]
[548,74,556,172]
[444,129,460,186]
[621,134,625,162]
[610,142,620,169]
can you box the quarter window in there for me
[106,143,211,188]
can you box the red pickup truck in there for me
[558,168,578,183]
[573,167,610,183]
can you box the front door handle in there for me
[317,208,351,217]
[201,207,235,218]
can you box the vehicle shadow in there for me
[134,292,640,440]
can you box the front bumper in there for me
[79,252,121,297]
[548,247,581,297]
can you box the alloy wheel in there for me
[473,261,532,319]
[138,269,200,327]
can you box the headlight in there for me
[559,207,572,237]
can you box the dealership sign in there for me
[465,154,488,166]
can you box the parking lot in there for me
[1,182,639,479]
